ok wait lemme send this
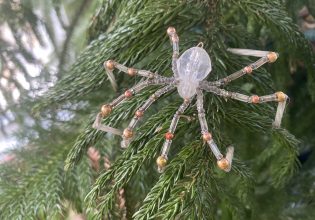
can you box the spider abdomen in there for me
[177,80,199,99]
[176,47,212,99]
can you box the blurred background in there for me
[0,0,98,154]
[1,0,315,219]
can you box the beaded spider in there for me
[93,27,288,173]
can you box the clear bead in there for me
[176,47,212,98]
[177,47,212,81]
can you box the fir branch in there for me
[32,0,210,113]
[0,134,94,219]
[270,128,301,188]
[133,141,203,220]
[57,0,93,78]
[224,106,272,133]
[54,3,69,30]
[64,157,93,213]
[152,175,202,219]
[21,1,46,47]
[85,103,189,218]
[150,154,244,220]
[88,0,125,41]
[64,86,170,170]
[7,1,309,219]
[0,147,66,218]
[226,0,315,99]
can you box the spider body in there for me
[93,27,288,173]
[177,47,212,99]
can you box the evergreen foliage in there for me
[1,0,315,219]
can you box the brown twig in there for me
[87,147,127,219]
[57,0,92,79]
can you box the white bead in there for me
[177,47,212,81]
[176,47,212,99]
[177,81,199,99]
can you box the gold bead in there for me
[101,104,112,117]
[167,27,176,35]
[275,91,287,102]
[156,156,167,168]
[127,68,136,76]
[104,60,115,70]
[217,158,230,170]
[123,128,133,138]
[202,132,212,141]
[267,52,278,63]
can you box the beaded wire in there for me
[93,27,288,173]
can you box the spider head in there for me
[176,47,212,99]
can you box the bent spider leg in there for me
[120,84,176,148]
[273,96,288,128]
[93,77,175,135]
[196,89,234,172]
[201,84,288,128]
[156,98,192,173]
[211,48,279,86]
[104,60,158,78]
[93,112,123,135]
[104,60,159,91]
[167,27,179,78]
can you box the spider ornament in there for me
[93,27,288,173]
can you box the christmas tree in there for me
[1,0,315,219]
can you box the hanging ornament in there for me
[93,27,288,173]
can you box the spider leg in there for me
[156,98,192,173]
[200,84,288,128]
[196,89,234,172]
[104,60,160,91]
[211,48,279,86]
[120,84,176,148]
[167,27,179,78]
[93,77,175,135]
